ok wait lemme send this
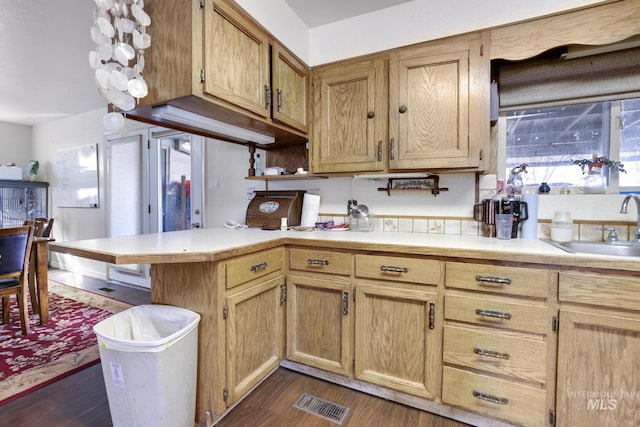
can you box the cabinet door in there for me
[557,309,640,426]
[311,58,387,173]
[204,0,270,118]
[272,44,308,133]
[389,35,485,170]
[355,283,441,399]
[286,275,351,376]
[225,276,284,406]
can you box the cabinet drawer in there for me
[446,262,552,299]
[224,248,283,289]
[442,366,547,426]
[355,254,443,286]
[289,248,352,276]
[445,294,549,335]
[443,324,547,384]
[559,271,640,312]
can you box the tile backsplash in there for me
[317,213,637,242]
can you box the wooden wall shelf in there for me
[245,174,328,191]
[245,175,327,181]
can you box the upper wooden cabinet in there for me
[310,32,489,174]
[127,0,308,146]
[389,33,489,170]
[311,57,387,174]
[203,1,271,119]
[272,44,309,133]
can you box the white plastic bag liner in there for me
[94,304,200,352]
[93,304,200,427]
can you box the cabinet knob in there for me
[367,111,375,119]
[398,105,407,114]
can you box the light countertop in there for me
[50,227,640,272]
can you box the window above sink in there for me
[504,98,640,193]
[494,44,640,194]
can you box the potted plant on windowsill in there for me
[570,154,626,174]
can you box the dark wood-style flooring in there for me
[0,269,469,427]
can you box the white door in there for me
[149,129,204,232]
[106,128,204,288]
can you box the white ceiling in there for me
[0,0,103,126]
[284,0,412,28]
[0,0,409,126]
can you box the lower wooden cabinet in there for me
[442,367,548,426]
[443,324,548,384]
[557,271,640,426]
[353,254,444,399]
[556,309,640,427]
[224,275,285,406]
[443,262,557,426]
[286,275,352,376]
[355,282,441,399]
[286,250,444,400]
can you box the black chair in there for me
[0,225,35,335]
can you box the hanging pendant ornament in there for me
[90,0,151,132]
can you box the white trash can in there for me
[94,304,201,427]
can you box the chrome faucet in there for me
[620,194,640,242]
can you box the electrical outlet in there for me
[247,187,255,200]
[208,178,219,190]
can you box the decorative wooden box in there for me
[246,190,305,229]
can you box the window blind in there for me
[497,47,640,111]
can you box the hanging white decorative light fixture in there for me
[89,0,151,132]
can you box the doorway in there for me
[105,128,204,288]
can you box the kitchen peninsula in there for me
[52,228,640,426]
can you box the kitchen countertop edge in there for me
[50,227,640,273]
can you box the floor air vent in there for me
[98,287,115,293]
[293,393,349,424]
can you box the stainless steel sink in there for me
[542,239,640,257]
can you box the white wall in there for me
[205,143,266,226]
[0,121,33,168]
[32,108,109,279]
[234,0,309,62]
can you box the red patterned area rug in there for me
[0,281,131,406]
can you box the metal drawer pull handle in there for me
[474,347,510,360]
[475,275,511,285]
[473,390,509,405]
[250,262,268,272]
[307,259,330,266]
[475,308,512,320]
[380,265,409,273]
